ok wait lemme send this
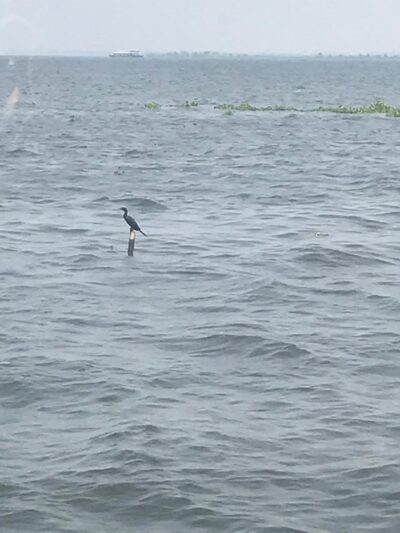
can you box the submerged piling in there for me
[127,229,136,256]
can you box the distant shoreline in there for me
[2,52,400,59]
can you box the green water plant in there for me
[316,100,400,116]
[235,102,258,111]
[365,100,393,113]
[387,107,400,117]
[214,99,400,117]
[216,102,258,112]
[145,101,160,110]
[183,100,200,108]
[216,102,298,112]
[144,99,400,118]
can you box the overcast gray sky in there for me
[1,0,399,55]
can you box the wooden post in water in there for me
[128,229,136,256]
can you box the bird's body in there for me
[120,207,147,236]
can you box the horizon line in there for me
[2,50,400,58]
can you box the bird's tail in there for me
[139,229,147,237]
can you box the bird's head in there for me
[120,207,128,215]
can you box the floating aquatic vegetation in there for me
[364,100,394,113]
[316,100,400,116]
[233,102,258,111]
[216,100,400,117]
[215,102,298,112]
[216,102,258,112]
[388,107,400,117]
[143,100,400,118]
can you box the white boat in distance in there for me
[109,49,143,58]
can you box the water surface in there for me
[1,56,400,533]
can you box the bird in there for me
[120,207,147,236]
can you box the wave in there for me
[124,148,153,157]
[6,148,39,157]
[294,245,392,267]
[111,196,167,210]
[163,333,310,360]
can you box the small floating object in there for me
[315,232,329,237]
[114,166,125,175]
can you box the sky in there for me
[0,0,400,56]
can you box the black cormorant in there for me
[120,207,147,236]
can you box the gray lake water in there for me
[1,56,400,533]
